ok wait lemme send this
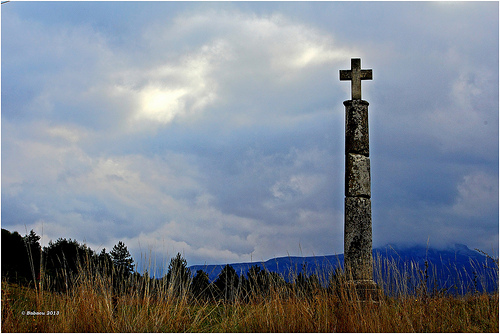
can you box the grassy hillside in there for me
[2,256,498,333]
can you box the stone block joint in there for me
[340,58,377,301]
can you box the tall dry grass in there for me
[2,254,498,332]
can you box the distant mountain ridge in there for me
[189,244,498,294]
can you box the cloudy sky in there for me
[2,1,498,270]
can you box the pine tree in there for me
[191,269,210,300]
[214,264,239,301]
[166,253,191,298]
[23,229,41,284]
[110,241,134,274]
[43,238,94,291]
[98,248,113,275]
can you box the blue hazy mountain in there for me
[189,244,498,294]
[190,253,344,282]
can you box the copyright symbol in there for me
[22,311,25,315]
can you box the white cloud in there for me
[139,86,188,123]
[45,125,86,144]
[451,172,499,218]
[128,10,352,126]
[128,44,222,126]
[270,174,323,201]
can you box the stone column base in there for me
[347,279,381,302]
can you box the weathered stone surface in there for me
[344,197,373,281]
[341,58,376,299]
[339,58,373,100]
[345,100,369,156]
[346,153,371,197]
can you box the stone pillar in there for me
[344,99,378,300]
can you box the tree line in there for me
[2,228,332,302]
[2,229,134,291]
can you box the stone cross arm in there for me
[340,58,372,100]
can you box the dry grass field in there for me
[2,256,498,333]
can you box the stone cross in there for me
[340,58,373,100]
[340,58,378,300]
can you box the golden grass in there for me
[2,258,499,332]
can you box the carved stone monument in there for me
[340,58,378,300]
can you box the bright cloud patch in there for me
[452,172,499,218]
[139,86,188,123]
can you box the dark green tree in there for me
[1,228,40,286]
[191,269,211,300]
[248,265,269,294]
[268,271,288,297]
[295,271,308,294]
[24,229,41,245]
[97,248,113,275]
[110,241,134,275]
[23,229,42,285]
[166,253,191,298]
[213,264,239,301]
[294,268,320,297]
[43,238,94,291]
